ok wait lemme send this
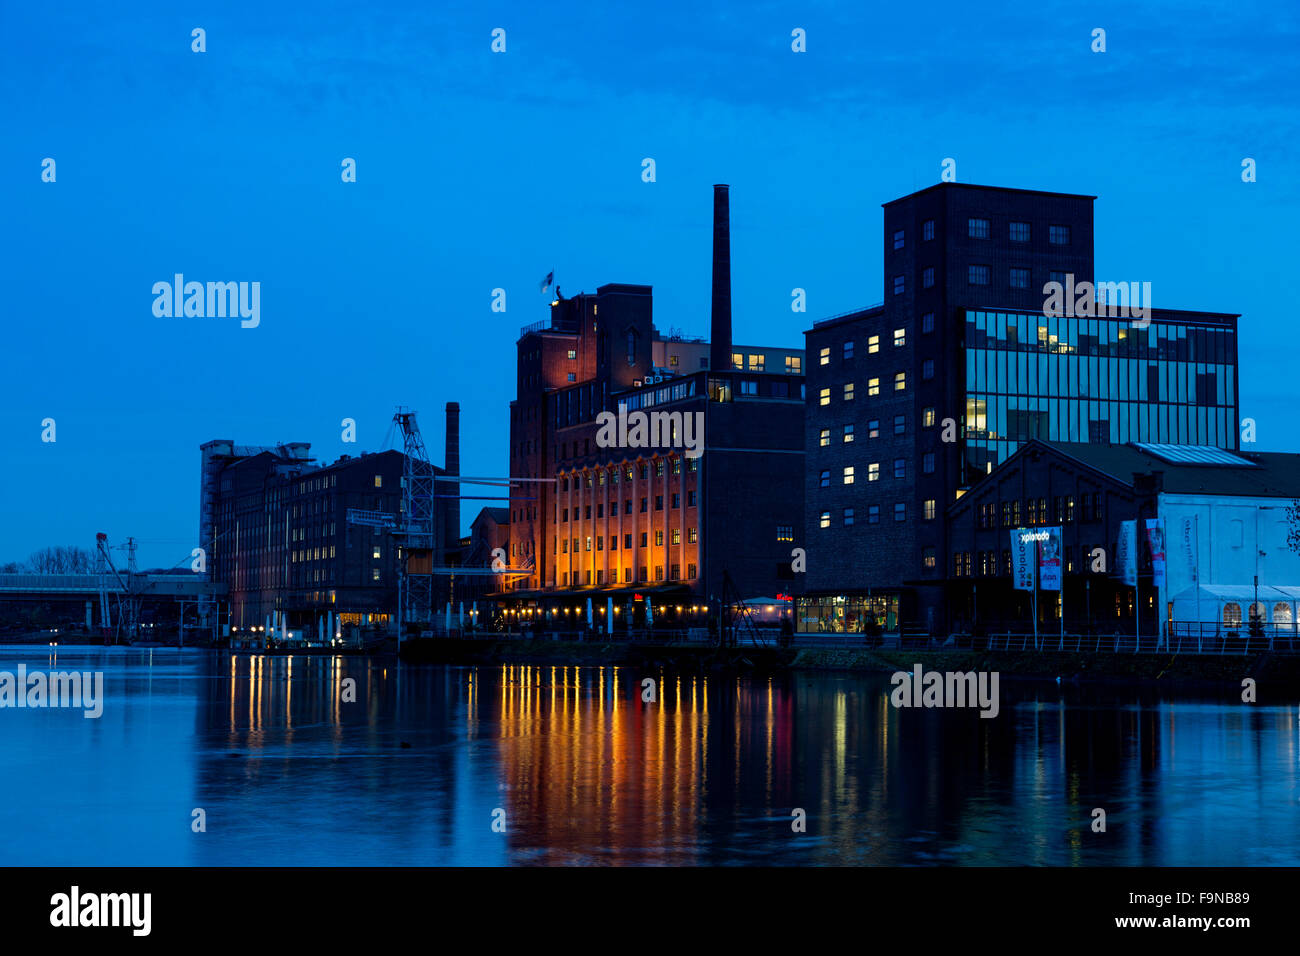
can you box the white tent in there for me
[1171,583,1300,633]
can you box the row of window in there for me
[819,502,923,526]
[817,316,936,365]
[558,527,699,552]
[558,491,697,520]
[891,219,1070,249]
[953,545,1101,578]
[561,564,697,585]
[558,458,698,489]
[819,453,937,485]
[975,493,1104,529]
[818,371,923,404]
[817,408,939,445]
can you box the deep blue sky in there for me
[3,0,1296,569]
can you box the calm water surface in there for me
[1,645,1296,866]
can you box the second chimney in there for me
[709,184,732,374]
[444,402,460,552]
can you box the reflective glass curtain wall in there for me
[963,310,1236,477]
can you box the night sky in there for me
[3,0,1295,569]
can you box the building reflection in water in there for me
[192,655,1300,866]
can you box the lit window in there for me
[923,499,936,520]
[843,382,855,401]
[819,347,830,366]
[819,511,831,529]
[968,217,990,239]
[922,547,936,569]
[894,371,906,391]
[867,419,879,438]
[776,525,793,542]
[922,407,935,427]
[868,335,879,353]
[372,569,381,581]
[843,424,854,443]
[374,476,382,488]
[868,462,880,482]
[894,328,905,347]
[372,546,381,560]
[844,466,855,485]
[567,349,577,360]
[819,428,831,447]
[669,354,679,366]
[785,355,802,373]
[868,377,880,396]
[748,353,765,371]
[819,387,830,406]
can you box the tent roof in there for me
[1171,584,1300,603]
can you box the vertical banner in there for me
[1117,520,1137,587]
[1179,516,1198,584]
[1145,518,1167,588]
[1038,526,1063,592]
[1011,529,1036,591]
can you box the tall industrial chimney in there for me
[709,184,732,374]
[444,402,460,552]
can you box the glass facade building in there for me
[963,308,1238,481]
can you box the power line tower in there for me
[394,407,436,637]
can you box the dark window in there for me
[894,415,905,435]
[1049,224,1071,245]
[922,267,934,288]
[921,312,935,333]
[922,220,935,241]
[819,470,830,488]
[893,274,905,295]
[968,218,990,239]
[868,505,880,524]
[1009,267,1030,289]
[969,265,990,285]
[893,229,905,250]
[1009,221,1030,242]
[922,359,935,380]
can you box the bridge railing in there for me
[0,573,109,592]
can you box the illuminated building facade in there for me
[802,182,1239,635]
[501,187,805,626]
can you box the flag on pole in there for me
[539,271,554,295]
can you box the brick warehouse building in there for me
[803,183,1239,635]
[498,186,805,630]
[200,404,462,639]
